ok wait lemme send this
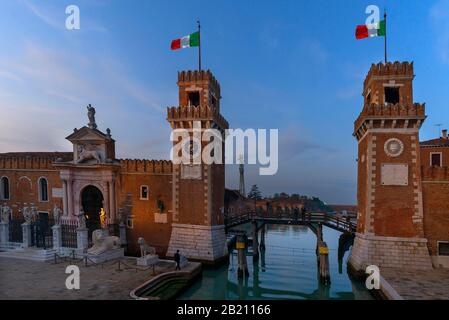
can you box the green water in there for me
[178,224,373,300]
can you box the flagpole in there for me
[384,10,387,64]
[197,20,202,71]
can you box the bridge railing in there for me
[225,210,356,233]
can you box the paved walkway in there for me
[0,256,176,300]
[382,267,449,300]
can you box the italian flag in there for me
[171,31,200,50]
[355,20,386,39]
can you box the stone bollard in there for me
[0,222,9,245]
[76,227,89,252]
[21,223,32,248]
[119,223,127,246]
[252,221,259,261]
[236,235,249,278]
[52,225,62,250]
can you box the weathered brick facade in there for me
[0,70,229,263]
[350,61,449,271]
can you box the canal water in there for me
[178,224,373,300]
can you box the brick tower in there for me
[166,70,229,263]
[349,62,433,272]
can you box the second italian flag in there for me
[171,31,200,50]
[355,20,386,40]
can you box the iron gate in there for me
[9,215,24,243]
[31,213,54,249]
[61,223,77,248]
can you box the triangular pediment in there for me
[66,126,113,143]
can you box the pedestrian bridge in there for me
[224,210,356,285]
[224,211,356,234]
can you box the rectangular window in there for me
[188,91,200,106]
[126,217,134,229]
[431,153,442,167]
[384,87,400,104]
[438,242,449,256]
[140,185,149,200]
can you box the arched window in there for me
[0,176,10,200]
[39,177,48,202]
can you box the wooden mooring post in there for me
[236,235,249,278]
[259,223,266,251]
[252,220,259,261]
[317,240,331,285]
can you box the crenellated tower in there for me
[166,70,229,263]
[349,61,433,272]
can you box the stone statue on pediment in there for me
[53,204,61,226]
[87,104,97,129]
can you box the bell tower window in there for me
[188,91,200,106]
[385,87,400,105]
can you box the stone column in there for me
[22,223,32,248]
[76,227,89,252]
[67,179,73,217]
[109,180,116,223]
[0,222,9,245]
[119,223,127,245]
[52,225,62,250]
[62,180,68,216]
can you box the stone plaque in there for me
[381,164,408,186]
[52,188,63,198]
[181,164,202,180]
[154,213,168,224]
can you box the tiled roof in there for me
[420,138,449,147]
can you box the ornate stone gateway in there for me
[54,105,120,236]
[81,185,104,239]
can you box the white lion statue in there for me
[137,237,156,257]
[87,229,121,255]
[77,144,102,164]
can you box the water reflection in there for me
[179,224,373,300]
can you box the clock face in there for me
[183,138,200,158]
[384,138,404,157]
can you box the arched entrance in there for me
[81,185,104,237]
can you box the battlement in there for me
[178,70,220,92]
[421,166,449,181]
[364,61,414,88]
[119,159,173,174]
[354,103,426,138]
[167,105,229,129]
[0,152,72,170]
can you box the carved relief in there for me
[76,143,103,164]
[384,138,404,157]
[181,164,202,180]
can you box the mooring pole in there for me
[259,223,266,251]
[252,220,259,261]
[237,235,249,278]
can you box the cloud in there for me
[429,0,449,65]
[0,42,167,154]
[20,0,62,29]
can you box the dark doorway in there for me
[81,185,104,238]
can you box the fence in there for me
[61,217,78,248]
[9,211,24,243]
